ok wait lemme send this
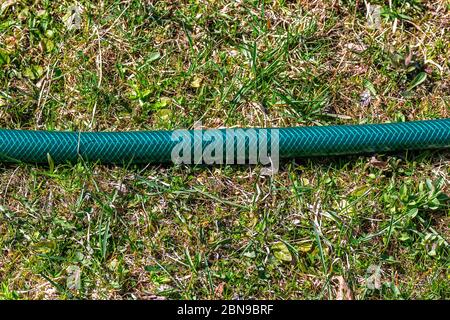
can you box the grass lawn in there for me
[0,0,449,299]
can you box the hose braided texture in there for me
[0,119,449,164]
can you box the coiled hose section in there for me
[0,119,449,164]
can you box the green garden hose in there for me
[0,119,449,164]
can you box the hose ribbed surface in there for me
[0,119,449,164]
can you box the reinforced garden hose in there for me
[0,119,449,164]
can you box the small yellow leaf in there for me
[191,77,202,88]
[155,108,172,121]
[351,186,370,197]
[297,242,313,253]
[271,242,292,262]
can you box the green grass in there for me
[0,0,449,299]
